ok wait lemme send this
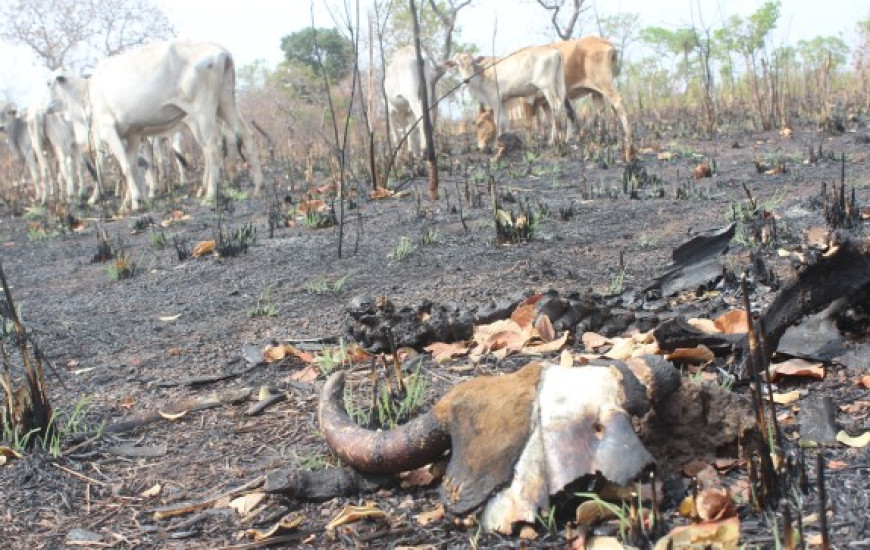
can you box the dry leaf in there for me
[191,239,216,258]
[859,375,870,389]
[693,163,712,179]
[415,504,444,526]
[141,483,162,498]
[654,516,739,550]
[0,445,22,466]
[688,318,720,334]
[666,345,715,364]
[167,347,182,357]
[424,341,470,363]
[159,410,188,421]
[836,430,870,448]
[604,337,635,360]
[263,345,286,362]
[772,391,802,404]
[243,514,303,541]
[768,359,825,382]
[840,401,870,414]
[827,460,848,470]
[290,364,320,383]
[400,466,437,488]
[657,151,673,161]
[575,500,617,525]
[229,493,266,515]
[582,331,611,351]
[534,315,556,342]
[695,488,736,521]
[118,396,136,410]
[370,187,395,199]
[522,331,569,354]
[713,310,748,334]
[519,525,538,540]
[296,199,327,215]
[159,313,182,322]
[326,502,386,531]
[510,294,542,330]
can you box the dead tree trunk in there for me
[410,0,439,200]
[536,0,586,40]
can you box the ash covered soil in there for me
[1,122,869,549]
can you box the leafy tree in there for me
[796,36,849,73]
[595,12,640,66]
[383,0,475,61]
[280,27,355,83]
[0,0,174,70]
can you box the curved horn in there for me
[318,371,451,475]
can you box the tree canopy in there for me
[280,27,355,83]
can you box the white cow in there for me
[25,104,88,202]
[444,47,576,145]
[0,102,42,195]
[384,46,441,156]
[49,39,264,210]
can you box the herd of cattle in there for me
[0,35,629,210]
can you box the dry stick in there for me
[150,475,266,520]
[817,452,830,550]
[409,0,439,200]
[741,274,768,444]
[453,180,468,232]
[758,322,783,451]
[782,502,795,550]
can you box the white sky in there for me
[0,0,865,104]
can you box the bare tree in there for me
[426,0,471,62]
[410,0,438,200]
[0,0,174,70]
[535,0,586,41]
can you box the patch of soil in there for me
[1,121,868,548]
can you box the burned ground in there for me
[0,121,869,548]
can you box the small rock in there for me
[66,528,103,543]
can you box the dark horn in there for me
[318,371,451,475]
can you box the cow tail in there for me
[564,98,577,126]
[611,48,620,78]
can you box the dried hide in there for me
[319,358,681,533]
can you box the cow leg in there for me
[188,116,221,201]
[141,140,159,199]
[218,98,264,195]
[170,133,187,188]
[540,91,564,145]
[99,129,144,210]
[409,100,427,157]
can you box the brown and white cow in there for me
[532,36,633,161]
[445,47,576,146]
[49,39,263,210]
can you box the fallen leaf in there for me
[370,187,395,199]
[510,294,543,330]
[827,460,848,470]
[779,127,792,137]
[859,375,870,389]
[290,364,320,383]
[415,504,444,526]
[534,315,556,342]
[159,313,182,322]
[805,533,823,545]
[688,317,720,334]
[657,151,673,161]
[263,345,286,362]
[772,390,802,404]
[666,345,715,364]
[118,396,136,410]
[693,163,712,179]
[326,502,386,531]
[695,487,736,521]
[191,239,216,258]
[400,466,437,488]
[522,330,569,354]
[836,430,870,448]
[243,514,303,541]
[140,483,162,498]
[296,199,327,215]
[604,337,635,360]
[653,516,739,550]
[167,347,182,357]
[575,500,617,525]
[229,493,266,516]
[582,331,611,351]
[713,310,748,334]
[840,401,870,414]
[0,445,22,466]
[158,410,188,421]
[519,525,538,540]
[768,359,825,382]
[425,341,470,363]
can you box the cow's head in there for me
[0,102,18,132]
[445,52,486,81]
[320,358,681,533]
[476,104,496,152]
